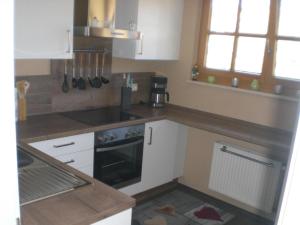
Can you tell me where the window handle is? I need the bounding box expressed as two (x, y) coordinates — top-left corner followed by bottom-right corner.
(267, 39), (272, 55)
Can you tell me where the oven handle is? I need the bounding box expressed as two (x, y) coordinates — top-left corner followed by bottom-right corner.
(95, 139), (144, 153)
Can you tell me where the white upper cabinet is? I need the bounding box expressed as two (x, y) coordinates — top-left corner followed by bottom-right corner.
(113, 0), (184, 60)
(14, 0), (74, 59)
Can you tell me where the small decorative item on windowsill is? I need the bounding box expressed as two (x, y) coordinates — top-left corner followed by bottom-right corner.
(273, 84), (283, 95)
(191, 64), (200, 80)
(231, 77), (239, 88)
(207, 75), (216, 84)
(250, 79), (260, 91)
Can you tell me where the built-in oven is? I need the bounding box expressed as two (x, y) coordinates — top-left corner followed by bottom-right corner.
(94, 124), (145, 189)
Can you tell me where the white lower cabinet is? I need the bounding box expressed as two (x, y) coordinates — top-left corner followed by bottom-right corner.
(142, 120), (187, 190)
(91, 209), (132, 225)
(76, 165), (93, 177)
(56, 149), (94, 177)
(29, 133), (94, 177)
(119, 120), (187, 196)
(118, 181), (144, 196)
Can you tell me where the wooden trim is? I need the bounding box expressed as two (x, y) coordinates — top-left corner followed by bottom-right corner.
(209, 31), (268, 38)
(196, 0), (300, 97)
(230, 0), (242, 71)
(261, 0), (278, 91)
(277, 36), (300, 41)
(198, 0), (212, 68)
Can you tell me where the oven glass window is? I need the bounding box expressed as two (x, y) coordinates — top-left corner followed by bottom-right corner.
(94, 138), (143, 188)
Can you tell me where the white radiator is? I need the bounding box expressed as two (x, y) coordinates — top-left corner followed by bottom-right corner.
(209, 142), (282, 213)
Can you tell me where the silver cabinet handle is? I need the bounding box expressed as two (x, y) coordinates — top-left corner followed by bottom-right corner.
(111, 31), (126, 36)
(220, 146), (274, 167)
(148, 127), (153, 145)
(53, 142), (75, 148)
(66, 29), (71, 53)
(102, 160), (125, 169)
(96, 139), (143, 152)
(63, 159), (75, 164)
(138, 33), (144, 55)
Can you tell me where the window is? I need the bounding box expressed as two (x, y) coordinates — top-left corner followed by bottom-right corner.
(198, 0), (300, 96)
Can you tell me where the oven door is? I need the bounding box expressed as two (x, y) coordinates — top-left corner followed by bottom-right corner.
(94, 137), (144, 189)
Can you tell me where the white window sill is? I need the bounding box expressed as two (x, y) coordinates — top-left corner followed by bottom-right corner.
(186, 80), (299, 102)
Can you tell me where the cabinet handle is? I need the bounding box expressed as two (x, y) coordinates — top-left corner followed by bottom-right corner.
(63, 159), (75, 164)
(148, 127), (153, 145)
(66, 29), (71, 53)
(138, 33), (144, 55)
(111, 31), (126, 37)
(53, 142), (75, 148)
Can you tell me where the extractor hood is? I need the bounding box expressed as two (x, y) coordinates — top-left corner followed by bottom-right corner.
(74, 0), (141, 40)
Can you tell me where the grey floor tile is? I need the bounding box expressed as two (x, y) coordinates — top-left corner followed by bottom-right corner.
(132, 187), (274, 225)
(133, 203), (189, 225)
(133, 201), (157, 215)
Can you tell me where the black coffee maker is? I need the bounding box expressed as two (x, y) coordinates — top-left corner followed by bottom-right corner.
(150, 76), (169, 108)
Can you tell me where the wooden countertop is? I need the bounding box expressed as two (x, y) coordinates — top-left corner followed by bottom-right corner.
(129, 104), (293, 152)
(18, 104), (293, 151)
(17, 104), (293, 225)
(19, 143), (135, 225)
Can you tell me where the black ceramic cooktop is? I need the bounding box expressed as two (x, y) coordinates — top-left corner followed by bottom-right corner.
(60, 107), (142, 126)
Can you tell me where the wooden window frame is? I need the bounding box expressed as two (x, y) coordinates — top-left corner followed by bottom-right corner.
(197, 0), (300, 96)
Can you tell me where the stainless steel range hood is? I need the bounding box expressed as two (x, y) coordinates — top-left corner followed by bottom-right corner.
(74, 0), (141, 40)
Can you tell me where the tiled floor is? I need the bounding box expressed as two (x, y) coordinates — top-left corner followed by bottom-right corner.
(132, 185), (274, 225)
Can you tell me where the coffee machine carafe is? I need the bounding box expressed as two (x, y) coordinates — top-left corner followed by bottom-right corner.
(150, 76), (169, 108)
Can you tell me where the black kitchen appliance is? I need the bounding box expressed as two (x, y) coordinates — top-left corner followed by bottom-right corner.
(150, 75), (169, 108)
(60, 107), (141, 126)
(94, 124), (145, 188)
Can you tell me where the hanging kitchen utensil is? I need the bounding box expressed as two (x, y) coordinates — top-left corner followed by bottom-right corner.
(72, 53), (78, 88)
(87, 53), (94, 88)
(101, 52), (110, 84)
(77, 53), (86, 90)
(16, 80), (30, 121)
(62, 60), (69, 93)
(93, 53), (102, 88)
(101, 76), (110, 84)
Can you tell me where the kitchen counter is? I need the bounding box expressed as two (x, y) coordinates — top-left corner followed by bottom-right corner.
(18, 143), (135, 225)
(18, 104), (293, 151)
(17, 104), (293, 225)
(129, 104), (293, 152)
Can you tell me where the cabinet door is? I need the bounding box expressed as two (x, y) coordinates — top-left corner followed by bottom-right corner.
(142, 120), (178, 190)
(91, 209), (132, 225)
(113, 0), (184, 60)
(30, 133), (94, 177)
(15, 0), (73, 59)
(56, 149), (94, 177)
(29, 133), (94, 157)
(77, 165), (93, 177)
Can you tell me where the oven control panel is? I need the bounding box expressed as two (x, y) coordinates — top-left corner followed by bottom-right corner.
(95, 124), (145, 145)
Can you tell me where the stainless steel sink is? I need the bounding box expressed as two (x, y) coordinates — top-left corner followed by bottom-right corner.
(18, 147), (89, 206)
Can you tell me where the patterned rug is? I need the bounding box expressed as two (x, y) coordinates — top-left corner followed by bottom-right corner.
(184, 203), (235, 225)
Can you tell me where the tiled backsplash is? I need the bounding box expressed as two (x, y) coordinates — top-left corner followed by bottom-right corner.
(16, 61), (153, 116)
